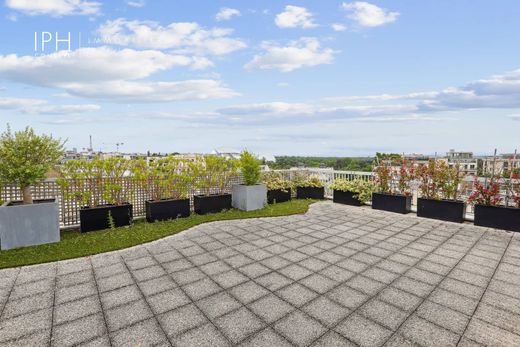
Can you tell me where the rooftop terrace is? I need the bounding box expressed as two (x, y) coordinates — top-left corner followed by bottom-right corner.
(0, 202), (519, 346)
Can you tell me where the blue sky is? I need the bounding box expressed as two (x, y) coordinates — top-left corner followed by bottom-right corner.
(0, 0), (519, 156)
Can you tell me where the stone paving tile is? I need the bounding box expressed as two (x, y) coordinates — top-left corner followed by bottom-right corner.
(463, 317), (520, 346)
(147, 287), (191, 314)
(248, 293), (294, 323)
(1, 291), (54, 319)
(274, 310), (327, 346)
(0, 308), (52, 343)
(53, 295), (101, 326)
(2, 202), (520, 347)
(335, 313), (393, 347)
(173, 322), (230, 347)
(51, 313), (106, 347)
(158, 303), (207, 337)
(104, 299), (153, 332)
(215, 307), (266, 344)
(110, 318), (169, 347)
(399, 314), (460, 347)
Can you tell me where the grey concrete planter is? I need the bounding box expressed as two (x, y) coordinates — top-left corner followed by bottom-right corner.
(0, 199), (60, 250)
(232, 184), (267, 211)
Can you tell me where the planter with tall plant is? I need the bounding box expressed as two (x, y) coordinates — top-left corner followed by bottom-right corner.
(372, 160), (413, 214)
(330, 178), (375, 206)
(58, 157), (133, 232)
(133, 157), (192, 222)
(294, 173), (325, 199)
(192, 155), (238, 214)
(469, 176), (520, 232)
(232, 151), (267, 211)
(0, 126), (64, 250)
(416, 160), (466, 223)
(262, 171), (292, 204)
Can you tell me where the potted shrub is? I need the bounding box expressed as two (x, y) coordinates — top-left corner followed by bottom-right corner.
(372, 160), (414, 214)
(232, 151), (267, 211)
(416, 160), (466, 223)
(58, 157), (133, 232)
(330, 178), (375, 206)
(192, 155), (238, 214)
(295, 174), (325, 199)
(132, 157), (192, 222)
(0, 126), (64, 250)
(262, 171), (292, 204)
(469, 177), (520, 232)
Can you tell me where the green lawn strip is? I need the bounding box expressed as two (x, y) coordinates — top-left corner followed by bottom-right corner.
(0, 199), (316, 269)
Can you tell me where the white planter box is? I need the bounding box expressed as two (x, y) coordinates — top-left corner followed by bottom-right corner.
(232, 184), (267, 211)
(0, 199), (60, 250)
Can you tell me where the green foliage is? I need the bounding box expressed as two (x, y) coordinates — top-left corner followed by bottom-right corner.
(373, 162), (392, 193)
(261, 171), (291, 191)
(330, 178), (376, 203)
(131, 157), (193, 201)
(57, 157), (132, 207)
(239, 150), (261, 185)
(191, 155), (239, 196)
(0, 199), (316, 269)
(0, 125), (64, 202)
(373, 160), (415, 196)
(267, 156), (373, 171)
(107, 211), (116, 230)
(293, 173), (324, 188)
(416, 160), (463, 200)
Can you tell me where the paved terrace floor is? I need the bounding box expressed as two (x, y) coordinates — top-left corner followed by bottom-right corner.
(1, 202), (520, 347)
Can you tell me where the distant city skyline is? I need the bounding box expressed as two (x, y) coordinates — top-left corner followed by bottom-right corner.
(0, 1), (519, 155)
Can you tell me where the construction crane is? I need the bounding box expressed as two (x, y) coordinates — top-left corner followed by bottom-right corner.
(102, 142), (125, 153)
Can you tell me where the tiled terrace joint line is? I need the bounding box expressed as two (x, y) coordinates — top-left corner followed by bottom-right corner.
(0, 202), (519, 347)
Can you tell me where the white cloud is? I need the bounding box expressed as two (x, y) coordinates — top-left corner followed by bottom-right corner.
(508, 115), (520, 121)
(275, 5), (317, 29)
(342, 2), (399, 27)
(244, 37), (335, 72)
(6, 0), (101, 16)
(63, 80), (238, 103)
(0, 47), (238, 103)
(126, 0), (145, 7)
(97, 19), (246, 55)
(0, 96), (99, 114)
(216, 8), (240, 21)
(0, 47), (189, 85)
(332, 23), (347, 32)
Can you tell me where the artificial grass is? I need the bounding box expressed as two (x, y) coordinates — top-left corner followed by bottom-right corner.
(0, 199), (316, 269)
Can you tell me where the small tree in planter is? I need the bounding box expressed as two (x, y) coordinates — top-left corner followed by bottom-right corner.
(0, 126), (64, 250)
(372, 160), (414, 214)
(416, 160), (466, 223)
(469, 177), (520, 231)
(232, 151), (267, 211)
(330, 178), (375, 206)
(262, 171), (292, 204)
(294, 173), (325, 199)
(58, 157), (133, 232)
(192, 155), (238, 214)
(132, 157), (193, 222)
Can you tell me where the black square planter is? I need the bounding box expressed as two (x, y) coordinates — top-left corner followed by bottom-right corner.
(145, 198), (190, 223)
(474, 204), (520, 232)
(267, 189), (292, 204)
(194, 194), (232, 215)
(333, 190), (362, 206)
(417, 198), (466, 223)
(296, 187), (324, 199)
(372, 193), (412, 214)
(79, 203), (133, 232)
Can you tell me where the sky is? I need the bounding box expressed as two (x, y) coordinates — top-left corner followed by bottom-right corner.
(0, 0), (519, 157)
